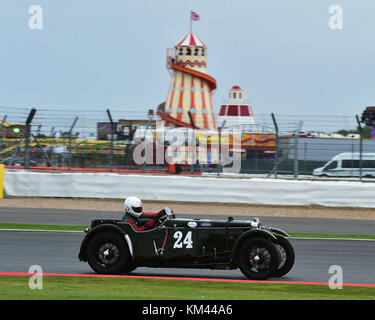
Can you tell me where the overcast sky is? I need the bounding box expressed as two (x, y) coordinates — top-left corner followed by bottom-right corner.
(1, 0), (374, 120)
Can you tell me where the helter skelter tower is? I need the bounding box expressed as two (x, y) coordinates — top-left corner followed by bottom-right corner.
(157, 30), (217, 130)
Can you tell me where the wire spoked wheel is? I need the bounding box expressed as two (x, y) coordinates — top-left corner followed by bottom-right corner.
(87, 232), (130, 274)
(238, 238), (280, 280)
(97, 242), (121, 266)
(275, 243), (287, 269)
(249, 246), (273, 272)
(273, 236), (295, 277)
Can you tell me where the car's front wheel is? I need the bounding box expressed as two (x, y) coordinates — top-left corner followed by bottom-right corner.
(87, 231), (131, 274)
(273, 236), (295, 277)
(238, 238), (280, 280)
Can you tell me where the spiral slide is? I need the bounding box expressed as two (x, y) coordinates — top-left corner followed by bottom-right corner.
(157, 63), (217, 129)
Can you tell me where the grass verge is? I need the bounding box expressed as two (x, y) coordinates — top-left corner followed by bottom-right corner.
(0, 222), (87, 232)
(0, 275), (374, 300)
(289, 232), (375, 240)
(0, 222), (374, 240)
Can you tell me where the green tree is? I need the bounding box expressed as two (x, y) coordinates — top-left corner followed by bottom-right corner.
(336, 126), (373, 139)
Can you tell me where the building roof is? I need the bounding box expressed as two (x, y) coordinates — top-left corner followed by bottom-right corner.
(176, 31), (206, 47)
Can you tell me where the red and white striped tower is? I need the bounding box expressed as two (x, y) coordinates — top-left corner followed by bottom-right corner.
(158, 31), (217, 130)
(218, 86), (255, 127)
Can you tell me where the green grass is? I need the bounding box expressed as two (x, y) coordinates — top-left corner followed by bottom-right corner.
(290, 232), (375, 240)
(0, 275), (374, 300)
(0, 222), (87, 232)
(0, 222), (374, 240)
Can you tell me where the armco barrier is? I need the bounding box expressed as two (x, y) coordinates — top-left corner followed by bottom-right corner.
(3, 169), (375, 208)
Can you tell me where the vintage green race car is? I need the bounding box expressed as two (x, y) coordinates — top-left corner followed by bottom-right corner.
(78, 208), (295, 280)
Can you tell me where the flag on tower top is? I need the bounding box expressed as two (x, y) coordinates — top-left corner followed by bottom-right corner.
(191, 11), (200, 21)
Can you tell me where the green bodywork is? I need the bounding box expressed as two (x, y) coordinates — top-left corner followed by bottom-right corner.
(78, 215), (289, 270)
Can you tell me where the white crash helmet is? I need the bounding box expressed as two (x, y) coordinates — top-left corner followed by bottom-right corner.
(124, 196), (143, 217)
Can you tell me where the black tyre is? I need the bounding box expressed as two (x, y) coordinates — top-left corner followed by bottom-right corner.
(87, 231), (131, 274)
(238, 238), (280, 280)
(123, 264), (137, 273)
(272, 236), (295, 277)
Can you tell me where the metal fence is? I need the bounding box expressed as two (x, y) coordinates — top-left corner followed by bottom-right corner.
(1, 105), (374, 179)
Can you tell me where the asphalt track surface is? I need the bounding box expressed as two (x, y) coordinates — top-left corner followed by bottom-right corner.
(1, 206), (375, 235)
(0, 230), (374, 284)
(0, 207), (374, 284)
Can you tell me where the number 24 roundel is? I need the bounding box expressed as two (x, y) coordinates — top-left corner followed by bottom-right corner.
(173, 231), (193, 249)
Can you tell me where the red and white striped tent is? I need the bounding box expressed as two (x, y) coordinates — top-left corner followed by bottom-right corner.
(176, 31), (206, 48)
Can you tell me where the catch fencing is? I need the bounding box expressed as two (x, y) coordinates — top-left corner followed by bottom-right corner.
(1, 105), (374, 180)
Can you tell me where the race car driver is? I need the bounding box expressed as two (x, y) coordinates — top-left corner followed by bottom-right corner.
(121, 196), (164, 231)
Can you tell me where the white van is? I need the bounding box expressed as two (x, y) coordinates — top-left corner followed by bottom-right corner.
(313, 153), (375, 177)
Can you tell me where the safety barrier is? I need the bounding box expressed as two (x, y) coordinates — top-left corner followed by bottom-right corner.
(3, 169), (375, 208)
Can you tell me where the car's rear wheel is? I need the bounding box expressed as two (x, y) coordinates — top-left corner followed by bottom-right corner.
(272, 236), (295, 277)
(238, 238), (280, 280)
(87, 231), (131, 274)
